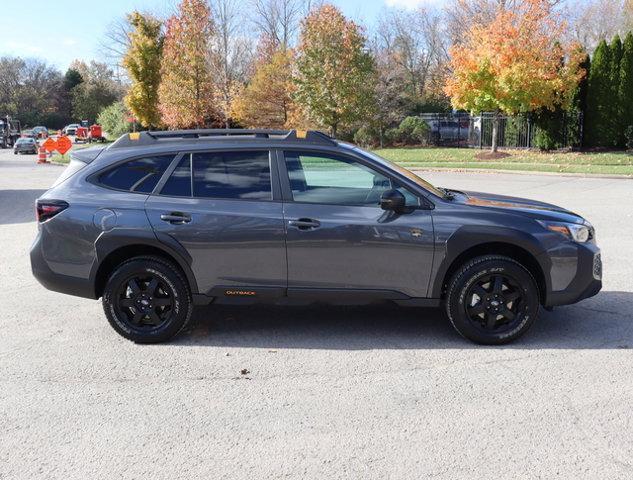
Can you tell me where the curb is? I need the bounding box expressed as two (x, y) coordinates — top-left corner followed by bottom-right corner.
(408, 167), (633, 180)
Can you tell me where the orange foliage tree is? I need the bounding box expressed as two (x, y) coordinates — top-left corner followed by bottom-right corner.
(158, 0), (217, 129)
(232, 49), (299, 129)
(444, 0), (584, 152)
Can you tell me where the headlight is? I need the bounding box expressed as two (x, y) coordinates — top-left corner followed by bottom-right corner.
(538, 220), (592, 243)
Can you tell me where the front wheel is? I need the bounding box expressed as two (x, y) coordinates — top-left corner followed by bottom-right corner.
(445, 255), (540, 345)
(102, 256), (193, 343)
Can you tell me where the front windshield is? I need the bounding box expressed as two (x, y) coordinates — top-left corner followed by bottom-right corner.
(353, 146), (446, 198)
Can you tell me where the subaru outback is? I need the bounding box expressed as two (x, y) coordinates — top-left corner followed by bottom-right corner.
(31, 129), (602, 345)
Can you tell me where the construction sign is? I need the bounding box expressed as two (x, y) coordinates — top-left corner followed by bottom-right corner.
(56, 136), (72, 155)
(42, 137), (57, 152)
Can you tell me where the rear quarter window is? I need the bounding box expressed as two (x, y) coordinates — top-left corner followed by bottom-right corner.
(97, 155), (175, 193)
(51, 159), (87, 188)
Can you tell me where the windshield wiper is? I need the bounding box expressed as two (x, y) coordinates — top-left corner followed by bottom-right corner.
(438, 187), (455, 200)
(440, 187), (469, 200)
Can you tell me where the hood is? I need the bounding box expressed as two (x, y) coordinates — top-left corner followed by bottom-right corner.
(453, 190), (584, 224)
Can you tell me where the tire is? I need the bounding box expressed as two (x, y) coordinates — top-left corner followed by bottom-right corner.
(102, 256), (193, 343)
(445, 255), (539, 345)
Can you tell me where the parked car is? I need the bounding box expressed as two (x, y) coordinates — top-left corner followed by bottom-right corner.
(32, 126), (48, 138)
(31, 129), (602, 345)
(63, 124), (80, 135)
(14, 137), (38, 154)
(22, 129), (37, 140)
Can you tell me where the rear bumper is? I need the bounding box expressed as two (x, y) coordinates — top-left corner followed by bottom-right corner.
(30, 233), (96, 299)
(545, 244), (602, 307)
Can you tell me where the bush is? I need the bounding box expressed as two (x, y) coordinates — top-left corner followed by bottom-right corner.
(353, 125), (379, 147)
(626, 126), (633, 151)
(97, 101), (133, 139)
(533, 109), (566, 151)
(385, 127), (402, 145)
(397, 116), (430, 145)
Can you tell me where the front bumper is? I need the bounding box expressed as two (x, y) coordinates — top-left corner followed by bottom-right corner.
(544, 243), (602, 307)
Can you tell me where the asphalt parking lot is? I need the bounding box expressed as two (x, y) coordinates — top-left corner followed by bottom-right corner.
(1, 148), (632, 479)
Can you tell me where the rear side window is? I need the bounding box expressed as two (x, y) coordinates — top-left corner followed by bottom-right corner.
(161, 155), (191, 197)
(98, 155), (174, 193)
(192, 150), (271, 200)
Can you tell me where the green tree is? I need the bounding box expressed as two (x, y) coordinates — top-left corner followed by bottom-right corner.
(123, 12), (164, 129)
(293, 4), (376, 137)
(97, 101), (133, 139)
(570, 52), (590, 148)
(585, 40), (613, 147)
(619, 32), (633, 145)
(610, 35), (624, 147)
(70, 60), (123, 122)
(158, 0), (217, 129)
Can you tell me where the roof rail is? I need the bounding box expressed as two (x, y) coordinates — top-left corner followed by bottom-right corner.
(109, 129), (337, 148)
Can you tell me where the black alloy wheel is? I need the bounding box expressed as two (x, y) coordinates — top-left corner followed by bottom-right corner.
(114, 274), (174, 329)
(445, 255), (540, 345)
(103, 256), (193, 343)
(464, 273), (524, 333)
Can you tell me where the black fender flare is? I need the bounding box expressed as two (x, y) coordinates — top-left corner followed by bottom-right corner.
(90, 228), (199, 296)
(430, 225), (552, 298)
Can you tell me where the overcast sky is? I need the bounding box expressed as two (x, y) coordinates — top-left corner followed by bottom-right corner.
(0, 0), (449, 71)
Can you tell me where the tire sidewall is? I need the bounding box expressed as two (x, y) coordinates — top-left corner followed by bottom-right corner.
(447, 258), (539, 345)
(103, 259), (191, 343)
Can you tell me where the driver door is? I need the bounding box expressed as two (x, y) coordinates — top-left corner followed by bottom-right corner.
(279, 150), (435, 299)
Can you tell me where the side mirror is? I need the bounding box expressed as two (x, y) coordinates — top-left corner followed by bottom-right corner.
(380, 189), (406, 212)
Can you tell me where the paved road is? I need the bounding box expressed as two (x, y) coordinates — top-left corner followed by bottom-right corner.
(1, 149), (632, 479)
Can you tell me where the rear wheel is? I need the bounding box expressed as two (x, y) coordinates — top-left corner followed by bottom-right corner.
(102, 256), (193, 343)
(445, 255), (539, 345)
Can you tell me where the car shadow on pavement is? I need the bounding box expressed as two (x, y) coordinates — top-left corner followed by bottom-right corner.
(0, 189), (46, 225)
(176, 290), (633, 350)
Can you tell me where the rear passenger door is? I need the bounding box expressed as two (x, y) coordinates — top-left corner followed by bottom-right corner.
(144, 149), (286, 296)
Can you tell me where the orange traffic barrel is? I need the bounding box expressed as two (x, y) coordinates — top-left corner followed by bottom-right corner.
(37, 145), (48, 164)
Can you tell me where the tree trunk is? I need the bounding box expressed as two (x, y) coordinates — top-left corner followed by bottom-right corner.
(491, 113), (500, 153)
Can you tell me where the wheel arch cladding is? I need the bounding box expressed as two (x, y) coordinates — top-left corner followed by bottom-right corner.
(433, 227), (549, 304)
(93, 239), (198, 299)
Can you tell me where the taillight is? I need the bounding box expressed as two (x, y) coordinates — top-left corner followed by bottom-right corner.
(36, 200), (68, 222)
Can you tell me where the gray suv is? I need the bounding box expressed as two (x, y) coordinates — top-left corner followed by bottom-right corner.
(31, 129), (602, 344)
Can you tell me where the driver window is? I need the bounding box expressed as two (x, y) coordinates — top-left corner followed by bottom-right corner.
(284, 151), (418, 207)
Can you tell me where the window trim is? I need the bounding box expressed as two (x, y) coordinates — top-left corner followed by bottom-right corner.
(155, 148), (278, 202)
(277, 148), (427, 209)
(88, 152), (182, 195)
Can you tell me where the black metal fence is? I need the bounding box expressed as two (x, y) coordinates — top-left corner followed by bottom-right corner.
(418, 112), (582, 149)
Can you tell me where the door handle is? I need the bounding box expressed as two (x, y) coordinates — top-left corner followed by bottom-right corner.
(160, 212), (192, 224)
(288, 218), (321, 230)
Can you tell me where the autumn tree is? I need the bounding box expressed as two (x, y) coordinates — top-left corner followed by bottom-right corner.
(232, 49), (296, 128)
(123, 12), (164, 128)
(158, 0), (217, 129)
(444, 0), (584, 152)
(294, 4), (376, 136)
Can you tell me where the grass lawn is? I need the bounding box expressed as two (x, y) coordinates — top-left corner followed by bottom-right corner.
(375, 148), (633, 176)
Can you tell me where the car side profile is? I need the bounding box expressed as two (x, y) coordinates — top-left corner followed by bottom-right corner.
(31, 129), (602, 345)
